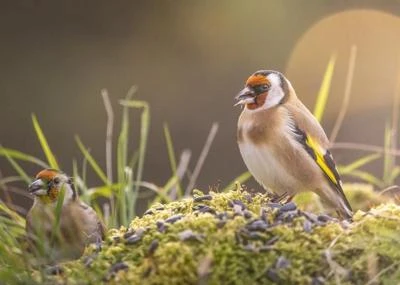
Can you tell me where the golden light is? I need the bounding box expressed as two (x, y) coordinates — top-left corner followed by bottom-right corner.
(286, 9), (400, 120)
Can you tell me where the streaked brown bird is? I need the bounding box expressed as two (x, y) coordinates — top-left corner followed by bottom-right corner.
(235, 70), (353, 219)
(26, 169), (105, 262)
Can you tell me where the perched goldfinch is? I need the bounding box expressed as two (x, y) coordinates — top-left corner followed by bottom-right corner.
(26, 169), (105, 262)
(235, 70), (353, 219)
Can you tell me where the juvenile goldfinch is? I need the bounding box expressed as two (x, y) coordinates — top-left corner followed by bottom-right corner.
(235, 70), (353, 219)
(26, 169), (105, 262)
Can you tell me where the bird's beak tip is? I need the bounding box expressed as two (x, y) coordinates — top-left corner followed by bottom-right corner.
(28, 179), (44, 194)
(234, 87), (256, 107)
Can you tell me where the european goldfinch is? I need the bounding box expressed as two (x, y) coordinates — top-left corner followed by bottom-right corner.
(235, 70), (353, 219)
(26, 169), (105, 262)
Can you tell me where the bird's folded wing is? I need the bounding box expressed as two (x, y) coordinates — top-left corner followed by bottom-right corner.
(293, 126), (352, 210)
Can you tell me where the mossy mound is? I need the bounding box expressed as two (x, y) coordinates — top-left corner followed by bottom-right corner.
(43, 185), (400, 284)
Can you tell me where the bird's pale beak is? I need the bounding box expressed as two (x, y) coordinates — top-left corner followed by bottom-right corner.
(234, 86), (256, 106)
(28, 179), (47, 196)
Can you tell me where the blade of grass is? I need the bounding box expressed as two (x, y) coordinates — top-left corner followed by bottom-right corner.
(119, 99), (150, 222)
(86, 184), (120, 200)
(31, 114), (59, 169)
(163, 123), (183, 198)
(51, 184), (65, 243)
(338, 153), (381, 175)
(75, 136), (110, 186)
(330, 45), (357, 143)
(383, 122), (393, 185)
(313, 54), (336, 122)
(0, 146), (31, 184)
(185, 123), (219, 196)
(101, 89), (114, 182)
(223, 171), (252, 192)
(345, 169), (384, 188)
(115, 86), (137, 227)
(0, 147), (48, 168)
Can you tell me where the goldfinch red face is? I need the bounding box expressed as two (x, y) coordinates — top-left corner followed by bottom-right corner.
(28, 169), (76, 204)
(235, 70), (288, 110)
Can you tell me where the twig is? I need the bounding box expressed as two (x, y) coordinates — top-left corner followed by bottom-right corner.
(170, 149), (191, 200)
(390, 55), (400, 167)
(185, 123), (219, 196)
(101, 89), (114, 182)
(332, 142), (400, 156)
(330, 45), (357, 143)
(365, 261), (400, 285)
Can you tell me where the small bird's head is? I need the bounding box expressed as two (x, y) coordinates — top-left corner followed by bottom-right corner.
(28, 169), (76, 204)
(235, 70), (291, 110)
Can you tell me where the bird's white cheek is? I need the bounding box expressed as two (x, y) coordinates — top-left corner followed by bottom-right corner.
(264, 87), (284, 109)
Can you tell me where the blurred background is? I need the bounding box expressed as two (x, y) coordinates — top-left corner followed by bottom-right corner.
(1, 1), (400, 213)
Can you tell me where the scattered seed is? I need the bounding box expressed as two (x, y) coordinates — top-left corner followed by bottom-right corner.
(165, 214), (183, 224)
(232, 199), (246, 209)
(266, 268), (280, 283)
(246, 219), (268, 231)
(243, 243), (258, 252)
(216, 212), (228, 220)
(244, 193), (253, 203)
(233, 204), (244, 216)
(276, 256), (290, 269)
(259, 245), (274, 252)
(265, 236), (279, 245)
(216, 220), (226, 229)
(303, 220), (313, 233)
(317, 214), (334, 223)
(243, 210), (253, 219)
(178, 229), (204, 242)
(45, 265), (63, 275)
(148, 239), (159, 255)
(278, 202), (297, 213)
(301, 211), (319, 224)
(83, 254), (97, 268)
(104, 262), (129, 281)
(113, 236), (121, 243)
(260, 208), (268, 221)
(311, 276), (326, 285)
(126, 234), (142, 245)
(123, 229), (135, 239)
(143, 209), (154, 216)
(266, 202), (282, 209)
(193, 195), (212, 202)
(156, 220), (166, 233)
(195, 205), (216, 214)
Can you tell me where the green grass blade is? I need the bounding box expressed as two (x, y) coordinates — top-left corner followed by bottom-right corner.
(0, 147), (48, 168)
(119, 98), (150, 222)
(51, 184), (65, 242)
(163, 123), (183, 198)
(383, 122), (393, 185)
(223, 171), (252, 192)
(389, 166), (400, 185)
(75, 136), (110, 186)
(338, 153), (381, 175)
(313, 54), (337, 122)
(31, 114), (59, 169)
(0, 147), (31, 184)
(86, 184), (120, 200)
(345, 169), (384, 188)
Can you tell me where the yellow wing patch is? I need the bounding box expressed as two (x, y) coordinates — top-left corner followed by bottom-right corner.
(304, 135), (338, 186)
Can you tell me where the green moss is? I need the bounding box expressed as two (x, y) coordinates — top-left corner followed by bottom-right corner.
(41, 185), (400, 284)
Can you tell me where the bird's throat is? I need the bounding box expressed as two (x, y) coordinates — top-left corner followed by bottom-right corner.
(246, 93), (267, 110)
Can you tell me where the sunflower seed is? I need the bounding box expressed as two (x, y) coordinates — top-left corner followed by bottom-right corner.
(193, 195), (212, 202)
(165, 214), (183, 224)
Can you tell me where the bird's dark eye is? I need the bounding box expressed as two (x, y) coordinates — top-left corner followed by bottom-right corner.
(53, 177), (60, 185)
(253, 84), (270, 94)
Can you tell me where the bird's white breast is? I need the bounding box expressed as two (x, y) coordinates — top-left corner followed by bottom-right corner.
(239, 141), (297, 195)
